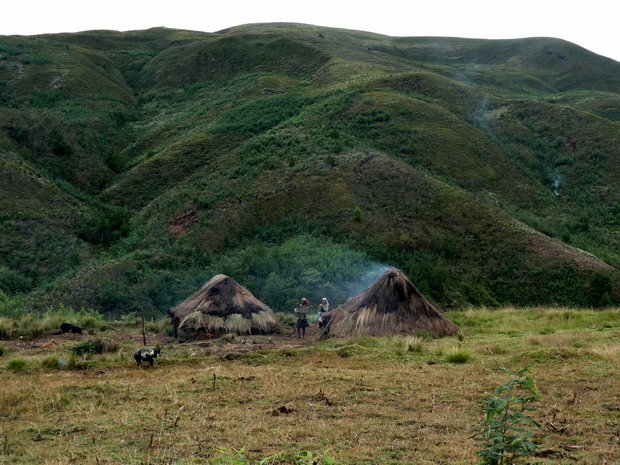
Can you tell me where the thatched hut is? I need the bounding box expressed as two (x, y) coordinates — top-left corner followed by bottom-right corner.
(168, 274), (280, 338)
(321, 268), (458, 338)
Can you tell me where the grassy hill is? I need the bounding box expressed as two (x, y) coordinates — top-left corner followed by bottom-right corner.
(2, 23), (620, 317)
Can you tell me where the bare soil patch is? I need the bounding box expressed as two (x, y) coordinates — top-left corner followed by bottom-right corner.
(1, 322), (322, 358)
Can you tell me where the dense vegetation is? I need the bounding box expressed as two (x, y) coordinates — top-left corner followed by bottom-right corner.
(2, 23), (620, 318)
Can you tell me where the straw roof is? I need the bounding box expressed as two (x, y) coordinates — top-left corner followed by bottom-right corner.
(322, 268), (458, 338)
(168, 274), (279, 335)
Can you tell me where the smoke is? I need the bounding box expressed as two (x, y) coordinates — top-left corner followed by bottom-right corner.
(472, 95), (491, 130)
(553, 169), (564, 196)
(342, 262), (391, 299)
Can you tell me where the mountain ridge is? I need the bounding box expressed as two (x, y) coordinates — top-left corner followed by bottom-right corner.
(1, 23), (620, 316)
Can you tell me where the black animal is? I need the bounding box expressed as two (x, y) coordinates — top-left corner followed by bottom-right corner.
(60, 323), (84, 334)
(134, 347), (161, 368)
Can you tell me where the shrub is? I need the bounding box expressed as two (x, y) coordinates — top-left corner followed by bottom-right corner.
(90, 337), (120, 354)
(41, 314), (66, 332)
(353, 206), (362, 222)
(405, 337), (424, 353)
(80, 316), (100, 333)
(18, 317), (45, 339)
(145, 318), (170, 333)
(71, 341), (96, 356)
(471, 366), (541, 464)
(7, 358), (27, 372)
(40, 355), (61, 369)
(445, 348), (472, 364)
(211, 93), (312, 136)
(72, 337), (119, 356)
(0, 318), (17, 339)
(278, 313), (297, 327)
(0, 265), (33, 295)
(63, 354), (89, 370)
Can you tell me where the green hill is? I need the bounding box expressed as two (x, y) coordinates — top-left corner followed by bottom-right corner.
(2, 23), (620, 317)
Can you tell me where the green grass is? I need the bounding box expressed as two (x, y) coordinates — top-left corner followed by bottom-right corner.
(6, 358), (27, 371)
(445, 347), (473, 363)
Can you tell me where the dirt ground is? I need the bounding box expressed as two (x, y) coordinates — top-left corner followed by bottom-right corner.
(1, 322), (325, 357)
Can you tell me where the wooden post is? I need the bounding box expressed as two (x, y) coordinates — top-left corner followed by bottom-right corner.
(141, 306), (146, 346)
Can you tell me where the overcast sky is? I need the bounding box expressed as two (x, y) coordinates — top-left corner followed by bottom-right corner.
(3, 0), (619, 63)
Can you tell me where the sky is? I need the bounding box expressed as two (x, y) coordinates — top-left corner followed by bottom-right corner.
(3, 0), (619, 63)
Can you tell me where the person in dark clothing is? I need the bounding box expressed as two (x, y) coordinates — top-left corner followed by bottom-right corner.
(294, 298), (310, 338)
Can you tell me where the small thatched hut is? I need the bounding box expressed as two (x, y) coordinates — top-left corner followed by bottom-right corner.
(168, 274), (280, 338)
(321, 268), (458, 338)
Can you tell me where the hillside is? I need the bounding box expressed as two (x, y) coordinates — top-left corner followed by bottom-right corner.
(2, 23), (620, 317)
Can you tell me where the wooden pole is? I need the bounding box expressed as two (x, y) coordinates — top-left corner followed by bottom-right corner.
(141, 306), (146, 346)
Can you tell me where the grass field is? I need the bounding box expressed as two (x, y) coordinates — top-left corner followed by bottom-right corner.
(1, 307), (619, 464)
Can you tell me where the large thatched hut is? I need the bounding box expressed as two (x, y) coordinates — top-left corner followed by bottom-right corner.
(321, 268), (458, 338)
(168, 274), (280, 338)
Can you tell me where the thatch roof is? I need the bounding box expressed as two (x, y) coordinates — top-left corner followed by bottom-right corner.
(168, 274), (279, 335)
(322, 268), (458, 338)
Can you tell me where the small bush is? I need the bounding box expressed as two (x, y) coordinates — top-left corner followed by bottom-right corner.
(278, 313), (297, 327)
(63, 354), (90, 370)
(471, 366), (541, 464)
(407, 339), (424, 353)
(41, 315), (66, 332)
(7, 358), (27, 371)
(40, 355), (61, 368)
(0, 318), (16, 339)
(71, 337), (119, 355)
(445, 348), (472, 364)
(80, 316), (99, 333)
(71, 341), (95, 356)
(221, 334), (236, 343)
(353, 206), (362, 222)
(15, 315), (45, 339)
(145, 318), (170, 333)
(90, 337), (120, 354)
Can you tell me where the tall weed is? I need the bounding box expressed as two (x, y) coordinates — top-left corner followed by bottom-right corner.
(471, 366), (541, 464)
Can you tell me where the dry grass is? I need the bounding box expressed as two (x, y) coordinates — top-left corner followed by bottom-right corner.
(1, 308), (620, 464)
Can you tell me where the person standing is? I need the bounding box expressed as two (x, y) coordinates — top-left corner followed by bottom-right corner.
(294, 298), (310, 338)
(318, 297), (329, 316)
(317, 298), (329, 328)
